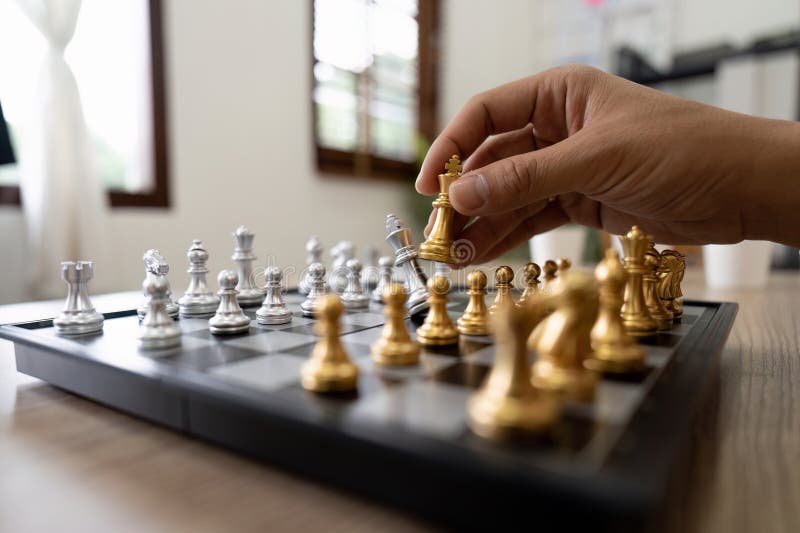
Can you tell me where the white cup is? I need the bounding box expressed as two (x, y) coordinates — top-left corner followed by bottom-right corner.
(529, 226), (586, 266)
(702, 241), (772, 289)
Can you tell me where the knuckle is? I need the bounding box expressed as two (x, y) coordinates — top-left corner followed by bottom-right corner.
(500, 156), (536, 199)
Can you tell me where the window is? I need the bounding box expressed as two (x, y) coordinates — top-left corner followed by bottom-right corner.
(0, 0), (169, 207)
(312, 0), (439, 179)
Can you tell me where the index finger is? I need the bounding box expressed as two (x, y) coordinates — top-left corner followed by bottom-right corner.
(415, 75), (542, 195)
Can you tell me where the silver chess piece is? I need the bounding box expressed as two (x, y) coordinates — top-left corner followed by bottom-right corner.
(371, 256), (394, 303)
(329, 240), (355, 293)
(53, 261), (104, 336)
(341, 259), (370, 309)
(138, 249), (179, 319)
(298, 235), (323, 295)
(209, 270), (251, 335)
(178, 239), (220, 317)
(231, 225), (264, 307)
(256, 267), (292, 325)
(138, 275), (181, 350)
(385, 214), (429, 315)
(301, 262), (328, 317)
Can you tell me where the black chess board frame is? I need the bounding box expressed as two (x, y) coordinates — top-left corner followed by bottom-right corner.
(0, 294), (737, 531)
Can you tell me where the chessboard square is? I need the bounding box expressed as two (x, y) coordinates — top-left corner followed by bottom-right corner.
(252, 315), (315, 332)
(432, 361), (490, 389)
(209, 353), (304, 391)
(462, 344), (495, 366)
(339, 326), (384, 345)
(179, 318), (214, 333)
(341, 312), (385, 328)
(346, 380), (471, 439)
(161, 343), (263, 371)
(591, 381), (645, 425)
(281, 321), (362, 337)
(225, 330), (316, 354)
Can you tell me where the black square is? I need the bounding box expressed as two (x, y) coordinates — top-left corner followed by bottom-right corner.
(641, 333), (682, 348)
(432, 361), (490, 388)
(162, 344), (264, 371)
(281, 321), (364, 336)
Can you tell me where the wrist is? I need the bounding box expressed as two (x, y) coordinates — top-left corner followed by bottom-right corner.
(739, 117), (800, 246)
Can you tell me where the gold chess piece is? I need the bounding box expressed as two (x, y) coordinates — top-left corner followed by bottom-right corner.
(619, 226), (658, 337)
(300, 294), (358, 392)
(554, 257), (571, 290)
(643, 243), (673, 330)
(585, 249), (646, 374)
(529, 272), (599, 402)
(541, 260), (557, 295)
(457, 270), (490, 336)
(489, 266), (515, 314)
(416, 275), (459, 346)
(419, 155), (462, 264)
(517, 262), (541, 307)
(468, 298), (559, 441)
(372, 283), (421, 365)
(657, 250), (685, 321)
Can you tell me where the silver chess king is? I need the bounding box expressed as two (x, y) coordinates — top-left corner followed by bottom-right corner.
(385, 214), (429, 315)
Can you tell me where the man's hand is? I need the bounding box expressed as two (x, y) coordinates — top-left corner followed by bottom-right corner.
(417, 65), (800, 265)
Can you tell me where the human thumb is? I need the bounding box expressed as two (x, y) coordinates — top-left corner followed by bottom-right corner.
(449, 136), (586, 216)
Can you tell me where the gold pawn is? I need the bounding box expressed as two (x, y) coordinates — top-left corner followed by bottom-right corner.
(529, 272), (599, 402)
(300, 294), (358, 392)
(585, 249), (646, 374)
(371, 283), (421, 365)
(489, 266), (515, 314)
(457, 270), (490, 336)
(541, 260), (557, 295)
(619, 226), (658, 337)
(416, 275), (459, 346)
(418, 155), (462, 264)
(517, 262), (541, 307)
(554, 257), (571, 290)
(643, 243), (673, 330)
(467, 298), (559, 441)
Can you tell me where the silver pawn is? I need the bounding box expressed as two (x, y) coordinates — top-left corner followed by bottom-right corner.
(341, 258), (369, 309)
(371, 256), (394, 303)
(298, 235), (323, 295)
(329, 240), (355, 294)
(138, 249), (179, 319)
(300, 262), (328, 317)
(53, 261), (104, 336)
(178, 239), (220, 317)
(256, 267), (292, 325)
(231, 225), (263, 307)
(209, 269), (251, 335)
(385, 214), (429, 315)
(138, 276), (181, 350)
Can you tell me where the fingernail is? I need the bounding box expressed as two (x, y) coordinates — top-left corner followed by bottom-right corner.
(450, 174), (488, 211)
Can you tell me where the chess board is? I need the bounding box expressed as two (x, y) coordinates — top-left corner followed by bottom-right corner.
(0, 289), (737, 530)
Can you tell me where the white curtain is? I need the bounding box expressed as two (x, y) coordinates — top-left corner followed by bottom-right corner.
(15, 0), (109, 299)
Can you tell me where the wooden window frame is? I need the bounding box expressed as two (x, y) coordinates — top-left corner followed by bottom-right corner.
(0, 0), (170, 208)
(311, 0), (440, 181)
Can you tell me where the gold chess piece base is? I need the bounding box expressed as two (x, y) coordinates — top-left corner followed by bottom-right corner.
(584, 343), (646, 374)
(531, 360), (597, 403)
(456, 316), (489, 336)
(372, 341), (420, 365)
(301, 360), (359, 393)
(418, 240), (455, 264)
(468, 388), (559, 441)
(621, 315), (659, 338)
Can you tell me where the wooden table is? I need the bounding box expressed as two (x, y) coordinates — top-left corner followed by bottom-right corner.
(1, 272), (798, 533)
